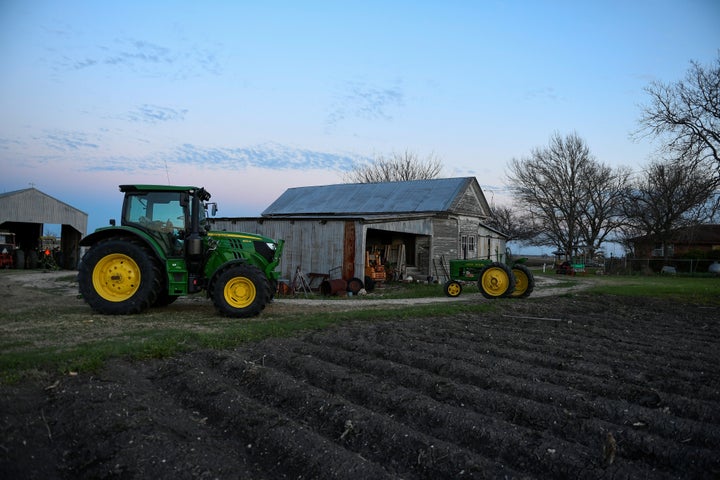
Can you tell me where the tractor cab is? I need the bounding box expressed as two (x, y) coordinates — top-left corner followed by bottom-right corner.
(122, 187), (189, 256)
(119, 185), (212, 257)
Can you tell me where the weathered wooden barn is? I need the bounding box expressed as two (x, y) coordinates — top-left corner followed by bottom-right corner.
(0, 188), (87, 269)
(209, 177), (508, 285)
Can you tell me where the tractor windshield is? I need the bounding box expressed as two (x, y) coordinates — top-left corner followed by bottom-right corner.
(123, 191), (187, 233)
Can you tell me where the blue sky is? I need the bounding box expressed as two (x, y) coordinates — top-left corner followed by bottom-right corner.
(1, 1), (719, 238)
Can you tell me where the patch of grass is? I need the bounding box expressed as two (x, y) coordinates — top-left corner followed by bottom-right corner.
(3, 271), (719, 384)
(0, 297), (497, 383)
(585, 274), (720, 303)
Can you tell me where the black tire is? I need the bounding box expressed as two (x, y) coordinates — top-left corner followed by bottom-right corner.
(13, 249), (25, 269)
(27, 250), (38, 269)
(347, 277), (364, 294)
(78, 237), (162, 315)
(154, 290), (180, 307)
(510, 264), (535, 299)
(478, 262), (516, 299)
(363, 276), (376, 292)
(212, 263), (268, 318)
(443, 280), (462, 297)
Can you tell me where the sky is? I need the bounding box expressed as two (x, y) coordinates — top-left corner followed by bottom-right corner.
(1, 0), (719, 243)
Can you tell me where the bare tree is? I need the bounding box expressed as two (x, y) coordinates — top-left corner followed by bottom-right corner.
(619, 159), (720, 260)
(485, 204), (540, 244)
(636, 54), (720, 175)
(507, 132), (628, 258)
(343, 150), (443, 183)
(576, 164), (631, 256)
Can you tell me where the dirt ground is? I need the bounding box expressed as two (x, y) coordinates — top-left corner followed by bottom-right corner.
(1, 272), (719, 479)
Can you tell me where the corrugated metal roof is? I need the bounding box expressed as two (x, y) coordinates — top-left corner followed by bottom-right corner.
(263, 177), (473, 216)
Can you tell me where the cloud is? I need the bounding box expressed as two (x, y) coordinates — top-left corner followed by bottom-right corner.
(523, 86), (563, 102)
(53, 36), (221, 78)
(326, 80), (405, 131)
(40, 130), (100, 151)
(170, 142), (364, 171)
(126, 104), (188, 124)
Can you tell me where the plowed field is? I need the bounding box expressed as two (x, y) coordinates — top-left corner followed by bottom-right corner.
(2, 280), (719, 478)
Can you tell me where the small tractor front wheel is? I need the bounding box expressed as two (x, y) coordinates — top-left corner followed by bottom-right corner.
(444, 280), (463, 297)
(478, 262), (516, 299)
(78, 237), (161, 314)
(510, 264), (535, 298)
(212, 263), (269, 318)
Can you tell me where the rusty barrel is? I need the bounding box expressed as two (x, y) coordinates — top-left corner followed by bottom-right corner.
(320, 279), (347, 296)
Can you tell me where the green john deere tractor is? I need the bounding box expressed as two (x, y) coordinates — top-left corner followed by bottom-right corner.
(78, 185), (284, 318)
(443, 257), (535, 299)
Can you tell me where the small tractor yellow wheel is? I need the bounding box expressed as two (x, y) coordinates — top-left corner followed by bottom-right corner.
(444, 280), (463, 297)
(478, 262), (516, 299)
(212, 263), (269, 317)
(510, 264), (535, 298)
(92, 253), (141, 302)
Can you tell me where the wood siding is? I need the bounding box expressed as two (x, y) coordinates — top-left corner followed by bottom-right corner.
(211, 218), (349, 280)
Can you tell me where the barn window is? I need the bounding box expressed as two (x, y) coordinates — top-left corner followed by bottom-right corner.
(460, 235), (476, 259)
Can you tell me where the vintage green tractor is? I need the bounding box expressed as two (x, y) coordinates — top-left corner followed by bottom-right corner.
(78, 185), (284, 318)
(443, 257), (535, 299)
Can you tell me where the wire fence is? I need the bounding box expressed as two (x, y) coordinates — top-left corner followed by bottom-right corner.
(602, 257), (720, 275)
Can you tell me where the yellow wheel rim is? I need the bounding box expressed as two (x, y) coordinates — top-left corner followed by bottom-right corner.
(447, 282), (461, 297)
(92, 253), (141, 302)
(511, 269), (528, 297)
(223, 276), (256, 309)
(480, 267), (510, 297)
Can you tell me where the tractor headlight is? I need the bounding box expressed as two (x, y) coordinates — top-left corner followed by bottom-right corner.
(266, 242), (276, 251)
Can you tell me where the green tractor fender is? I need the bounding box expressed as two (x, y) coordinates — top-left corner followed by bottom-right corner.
(80, 226), (169, 263)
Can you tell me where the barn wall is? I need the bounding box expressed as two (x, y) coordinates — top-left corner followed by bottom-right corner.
(428, 215), (507, 280)
(210, 218), (348, 280)
(211, 213), (506, 284)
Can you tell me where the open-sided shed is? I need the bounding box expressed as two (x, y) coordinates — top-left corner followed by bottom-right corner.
(210, 177), (508, 287)
(0, 188), (87, 269)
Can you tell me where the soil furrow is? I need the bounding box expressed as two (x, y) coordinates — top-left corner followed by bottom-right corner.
(301, 327), (720, 451)
(360, 325), (720, 424)
(213, 345), (526, 479)
(153, 352), (395, 480)
(258, 341), (656, 479)
(298, 333), (719, 472)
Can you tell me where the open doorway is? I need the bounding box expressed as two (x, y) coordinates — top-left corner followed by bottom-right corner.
(365, 228), (431, 280)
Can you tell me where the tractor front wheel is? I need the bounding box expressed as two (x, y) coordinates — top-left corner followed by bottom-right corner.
(78, 237), (161, 314)
(212, 263), (269, 318)
(444, 280), (462, 297)
(510, 264), (535, 298)
(478, 262), (516, 299)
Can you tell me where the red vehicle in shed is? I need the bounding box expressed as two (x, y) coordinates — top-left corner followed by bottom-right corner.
(0, 231), (17, 268)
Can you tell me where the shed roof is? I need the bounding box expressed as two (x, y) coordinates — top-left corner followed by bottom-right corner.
(0, 188), (88, 234)
(263, 177), (481, 216)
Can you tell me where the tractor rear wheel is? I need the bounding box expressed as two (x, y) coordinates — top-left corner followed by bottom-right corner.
(78, 237), (161, 314)
(510, 264), (535, 298)
(212, 263), (268, 318)
(444, 280), (462, 297)
(478, 262), (515, 299)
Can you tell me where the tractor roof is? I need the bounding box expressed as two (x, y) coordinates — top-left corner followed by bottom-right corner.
(119, 185), (201, 193)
